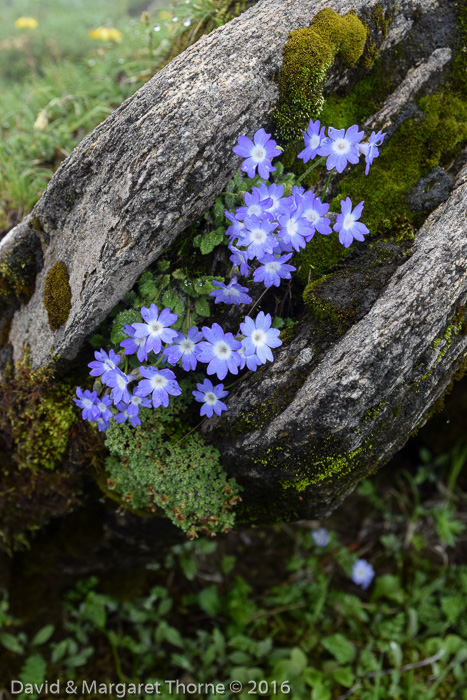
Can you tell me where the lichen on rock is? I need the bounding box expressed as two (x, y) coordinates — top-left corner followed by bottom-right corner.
(43, 261), (72, 331)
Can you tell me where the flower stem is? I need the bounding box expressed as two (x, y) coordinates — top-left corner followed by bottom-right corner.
(295, 156), (326, 185)
(321, 169), (333, 201)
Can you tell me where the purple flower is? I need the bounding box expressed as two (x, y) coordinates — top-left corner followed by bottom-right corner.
(333, 197), (369, 248)
(351, 559), (375, 590)
(192, 379), (229, 418)
(229, 246), (251, 277)
(235, 189), (273, 221)
(105, 368), (133, 405)
(134, 367), (182, 409)
(301, 191), (332, 239)
(163, 327), (203, 371)
(238, 346), (262, 371)
(95, 416), (111, 432)
(95, 394), (113, 422)
(209, 277), (252, 306)
(317, 124), (364, 173)
(120, 324), (148, 363)
(73, 387), (100, 421)
(277, 203), (313, 252)
(115, 401), (142, 427)
(298, 119), (327, 163)
(254, 183), (284, 216)
(88, 349), (121, 384)
(312, 529), (330, 547)
(197, 323), (242, 380)
(240, 311), (282, 364)
(232, 128), (280, 180)
(132, 304), (178, 355)
(358, 130), (386, 175)
(225, 211), (246, 244)
(242, 216), (278, 260)
(253, 253), (296, 288)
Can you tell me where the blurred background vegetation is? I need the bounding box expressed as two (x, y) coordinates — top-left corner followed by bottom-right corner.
(0, 1), (467, 698)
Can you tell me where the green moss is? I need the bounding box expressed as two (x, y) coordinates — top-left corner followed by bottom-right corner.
(43, 261), (72, 330)
(303, 273), (355, 337)
(275, 9), (368, 142)
(295, 231), (350, 286)
(0, 234), (40, 304)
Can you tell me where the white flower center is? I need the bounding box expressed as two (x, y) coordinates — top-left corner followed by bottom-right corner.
(310, 133), (320, 149)
(97, 402), (107, 412)
(149, 320), (163, 335)
(204, 391), (218, 405)
(333, 138), (351, 154)
(226, 286), (240, 298)
(136, 337), (146, 347)
(252, 329), (266, 347)
(286, 219), (298, 236)
(130, 395), (142, 405)
(103, 360), (115, 371)
(150, 373), (168, 390)
(83, 398), (93, 409)
(343, 213), (356, 230)
(251, 145), (266, 162)
(305, 209), (319, 224)
(251, 228), (266, 244)
(248, 204), (261, 217)
(116, 374), (127, 390)
(180, 339), (195, 354)
(265, 261), (280, 274)
(214, 341), (231, 359)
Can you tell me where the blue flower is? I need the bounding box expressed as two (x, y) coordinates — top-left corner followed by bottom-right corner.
(134, 366), (182, 408)
(238, 346), (262, 371)
(317, 124), (364, 173)
(120, 324), (148, 362)
(229, 246), (251, 277)
(225, 211), (246, 243)
(88, 348), (121, 384)
(115, 401), (142, 427)
(132, 304), (178, 355)
(95, 394), (113, 422)
(197, 323), (242, 380)
(209, 277), (252, 306)
(104, 368), (133, 405)
(358, 130), (386, 175)
(73, 387), (100, 421)
(311, 528), (330, 547)
(301, 191), (332, 239)
(351, 559), (375, 590)
(163, 327), (203, 370)
(192, 378), (229, 418)
(243, 216), (278, 260)
(253, 253), (296, 288)
(235, 189), (273, 221)
(298, 119), (326, 163)
(232, 128), (280, 180)
(94, 416), (111, 432)
(277, 203), (313, 252)
(240, 311), (282, 364)
(254, 183), (284, 216)
(333, 197), (369, 248)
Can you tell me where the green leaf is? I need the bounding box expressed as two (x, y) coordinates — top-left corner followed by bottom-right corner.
(110, 309), (141, 345)
(157, 259), (170, 272)
(229, 650), (251, 664)
(290, 647), (308, 673)
(200, 227), (225, 254)
(89, 333), (108, 349)
(372, 574), (405, 604)
(273, 161), (284, 179)
(65, 647), (94, 667)
(162, 290), (178, 309)
(332, 666), (355, 688)
(164, 625), (184, 648)
(221, 554), (236, 575)
(198, 586), (220, 616)
(20, 654), (47, 685)
(172, 268), (186, 280)
(311, 683), (332, 700)
(0, 632), (24, 654)
(51, 639), (69, 663)
(441, 595), (465, 624)
(31, 624), (54, 646)
(225, 179), (235, 193)
(322, 634), (356, 664)
(194, 297), (210, 317)
(212, 197), (225, 224)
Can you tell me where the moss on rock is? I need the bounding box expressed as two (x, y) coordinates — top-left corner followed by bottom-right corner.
(43, 261), (72, 331)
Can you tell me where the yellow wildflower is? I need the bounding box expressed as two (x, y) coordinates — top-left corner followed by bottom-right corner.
(14, 17), (38, 29)
(88, 26), (122, 42)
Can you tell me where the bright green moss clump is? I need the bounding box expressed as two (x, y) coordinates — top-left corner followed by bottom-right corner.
(43, 261), (72, 330)
(275, 9), (368, 142)
(104, 394), (241, 539)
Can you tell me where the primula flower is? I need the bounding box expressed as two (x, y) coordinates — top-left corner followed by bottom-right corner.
(115, 401), (142, 427)
(312, 529), (330, 547)
(318, 125), (364, 173)
(88, 348), (121, 384)
(94, 416), (111, 432)
(229, 246), (251, 277)
(132, 304), (178, 355)
(242, 216), (277, 260)
(73, 387), (99, 421)
(298, 119), (326, 163)
(95, 395), (113, 422)
(254, 183), (284, 216)
(351, 559), (375, 590)
(192, 379), (229, 418)
(209, 277), (252, 305)
(301, 192), (332, 239)
(253, 253), (296, 288)
(232, 128), (280, 180)
(238, 346), (262, 371)
(197, 323), (242, 380)
(134, 367), (181, 408)
(235, 190), (273, 221)
(358, 130), (386, 175)
(105, 368), (133, 405)
(277, 203), (313, 252)
(163, 327), (203, 370)
(120, 324), (148, 362)
(333, 197), (369, 248)
(225, 211), (246, 243)
(240, 311), (282, 364)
